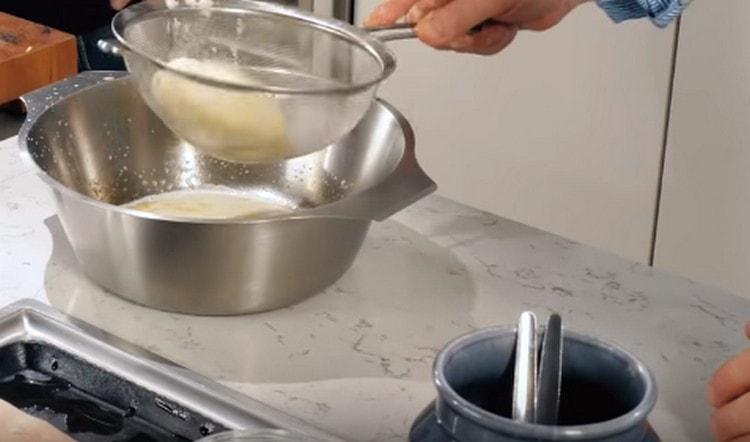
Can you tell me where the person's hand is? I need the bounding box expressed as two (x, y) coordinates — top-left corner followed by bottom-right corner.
(708, 321), (750, 441)
(0, 400), (72, 442)
(365, 0), (591, 55)
(110, 0), (133, 10)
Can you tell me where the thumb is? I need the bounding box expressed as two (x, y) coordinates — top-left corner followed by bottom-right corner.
(365, 0), (420, 27)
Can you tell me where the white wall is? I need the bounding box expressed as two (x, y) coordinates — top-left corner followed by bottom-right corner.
(355, 1), (676, 263)
(654, 0), (750, 298)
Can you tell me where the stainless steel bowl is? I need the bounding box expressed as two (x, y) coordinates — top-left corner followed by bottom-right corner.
(19, 72), (435, 315)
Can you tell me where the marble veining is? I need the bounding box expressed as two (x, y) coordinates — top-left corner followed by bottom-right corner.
(2, 134), (750, 441)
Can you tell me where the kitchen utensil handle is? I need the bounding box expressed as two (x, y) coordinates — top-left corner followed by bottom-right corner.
(97, 38), (126, 57)
(513, 311), (538, 423)
(364, 19), (498, 42)
(536, 313), (563, 425)
(365, 23), (417, 41)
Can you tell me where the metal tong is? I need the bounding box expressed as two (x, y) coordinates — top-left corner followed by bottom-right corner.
(512, 311), (564, 425)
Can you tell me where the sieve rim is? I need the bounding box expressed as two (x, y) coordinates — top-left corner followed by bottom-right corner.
(111, 0), (397, 95)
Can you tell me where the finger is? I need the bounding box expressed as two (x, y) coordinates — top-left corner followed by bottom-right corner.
(447, 23), (518, 55)
(730, 436), (750, 442)
(712, 391), (750, 441)
(365, 0), (420, 26)
(110, 0), (130, 10)
(406, 0), (452, 23)
(709, 348), (750, 407)
(417, 0), (509, 47)
(745, 321), (750, 340)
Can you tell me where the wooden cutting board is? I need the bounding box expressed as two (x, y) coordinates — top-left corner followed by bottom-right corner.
(0, 12), (78, 105)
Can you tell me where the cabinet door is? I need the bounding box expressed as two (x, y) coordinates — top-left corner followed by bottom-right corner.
(355, 0), (675, 263)
(654, 0), (750, 297)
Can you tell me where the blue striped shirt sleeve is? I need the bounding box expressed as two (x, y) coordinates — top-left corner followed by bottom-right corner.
(596, 0), (687, 27)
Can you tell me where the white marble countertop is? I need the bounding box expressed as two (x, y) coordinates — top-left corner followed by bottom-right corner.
(2, 131), (750, 441)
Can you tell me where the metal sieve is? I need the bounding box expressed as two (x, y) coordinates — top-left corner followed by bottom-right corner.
(101, 0), (415, 162)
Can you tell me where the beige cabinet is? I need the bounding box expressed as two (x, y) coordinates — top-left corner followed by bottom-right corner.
(354, 1), (675, 263)
(348, 1), (750, 297)
(654, 0), (750, 298)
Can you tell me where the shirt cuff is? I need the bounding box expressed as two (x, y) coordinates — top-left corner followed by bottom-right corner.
(596, 0), (686, 27)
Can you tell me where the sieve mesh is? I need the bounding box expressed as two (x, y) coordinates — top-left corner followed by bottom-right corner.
(111, 0), (396, 162)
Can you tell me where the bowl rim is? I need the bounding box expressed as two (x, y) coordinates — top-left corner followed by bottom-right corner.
(432, 325), (658, 439)
(111, 0), (397, 96)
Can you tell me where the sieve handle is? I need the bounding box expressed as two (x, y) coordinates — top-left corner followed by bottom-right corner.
(513, 311), (538, 423)
(365, 20), (500, 42)
(364, 23), (417, 42)
(97, 38), (126, 57)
